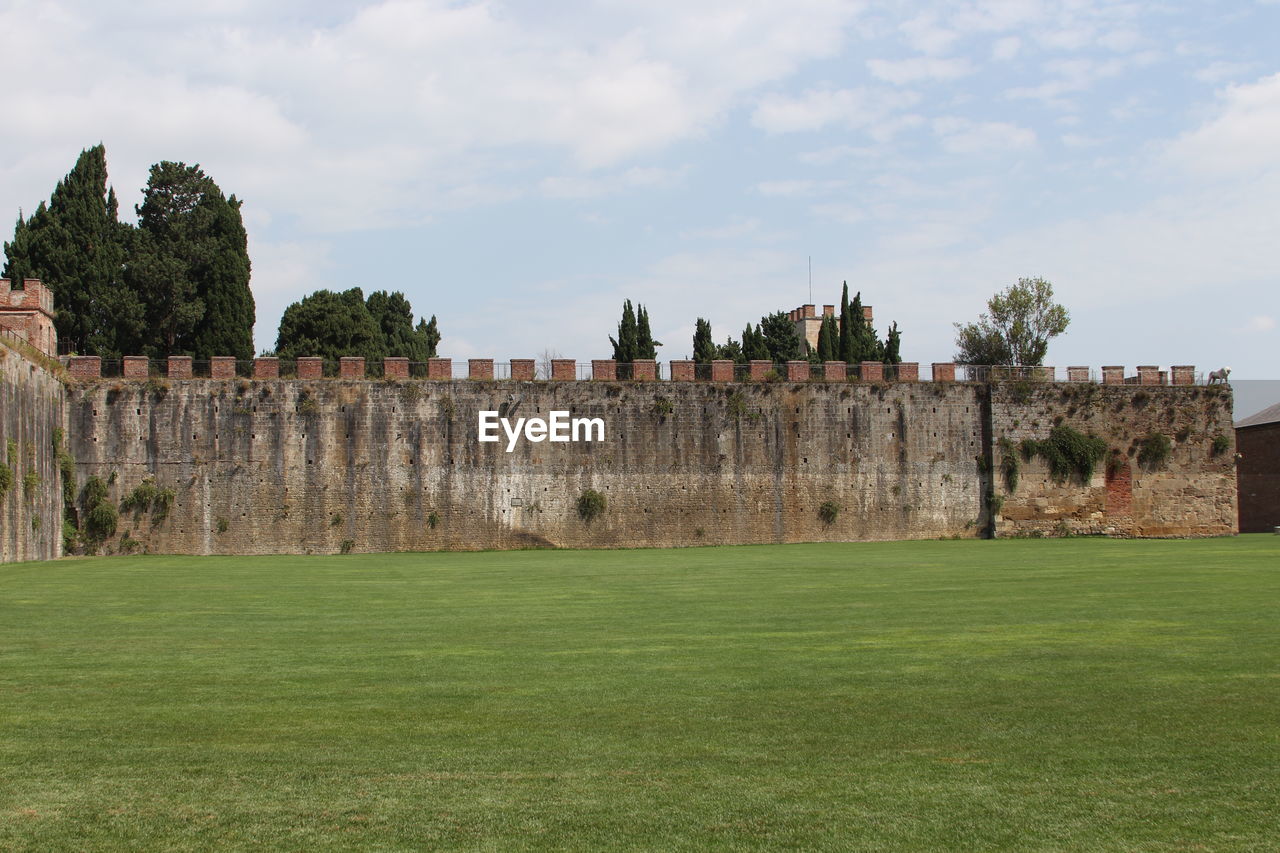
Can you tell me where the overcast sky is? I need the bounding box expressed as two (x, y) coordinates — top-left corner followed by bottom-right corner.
(2, 0), (1277, 387)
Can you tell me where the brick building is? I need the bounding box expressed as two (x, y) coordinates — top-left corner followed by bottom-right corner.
(0, 278), (57, 357)
(1236, 401), (1280, 533)
(788, 303), (873, 353)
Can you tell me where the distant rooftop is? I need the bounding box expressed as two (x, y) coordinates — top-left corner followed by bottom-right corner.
(1235, 401), (1280, 429)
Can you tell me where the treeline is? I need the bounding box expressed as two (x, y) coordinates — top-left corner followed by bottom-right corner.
(4, 145), (441, 363)
(689, 282), (901, 365)
(3, 146), (254, 360)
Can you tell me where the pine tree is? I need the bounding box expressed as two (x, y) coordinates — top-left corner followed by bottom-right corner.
(742, 323), (769, 361)
(759, 311), (804, 364)
(716, 337), (744, 363)
(275, 288), (386, 367)
(132, 161), (254, 359)
(693, 318), (715, 364)
(3, 145), (141, 356)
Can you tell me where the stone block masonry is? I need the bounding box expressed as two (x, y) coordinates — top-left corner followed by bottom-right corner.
(0, 339), (66, 563)
(60, 375), (1234, 556)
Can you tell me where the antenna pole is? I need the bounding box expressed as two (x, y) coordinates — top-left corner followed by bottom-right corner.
(808, 256), (812, 303)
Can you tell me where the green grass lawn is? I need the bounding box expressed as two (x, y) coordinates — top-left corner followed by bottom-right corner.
(2, 537), (1278, 851)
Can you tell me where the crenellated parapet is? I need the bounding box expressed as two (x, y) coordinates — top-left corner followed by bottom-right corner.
(61, 355), (1209, 387)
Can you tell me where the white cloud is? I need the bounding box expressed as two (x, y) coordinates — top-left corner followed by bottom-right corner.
(1242, 316), (1276, 333)
(751, 87), (919, 133)
(1165, 73), (1280, 177)
(933, 117), (1037, 154)
(867, 56), (975, 85)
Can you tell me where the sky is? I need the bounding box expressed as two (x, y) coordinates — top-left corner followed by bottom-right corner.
(1, 0), (1277, 400)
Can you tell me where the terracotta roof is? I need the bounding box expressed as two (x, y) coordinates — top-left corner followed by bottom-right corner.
(1235, 401), (1280, 429)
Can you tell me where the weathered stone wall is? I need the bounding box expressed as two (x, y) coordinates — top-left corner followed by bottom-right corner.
(62, 377), (1236, 555)
(0, 340), (65, 563)
(989, 383), (1237, 537)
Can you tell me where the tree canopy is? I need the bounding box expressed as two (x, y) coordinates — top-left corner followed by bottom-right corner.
(3, 147), (255, 360)
(275, 288), (439, 369)
(954, 277), (1069, 366)
(2, 145), (142, 356)
(609, 300), (661, 363)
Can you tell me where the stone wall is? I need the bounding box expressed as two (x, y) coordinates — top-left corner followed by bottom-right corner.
(62, 376), (1235, 556)
(0, 339), (65, 563)
(989, 383), (1237, 537)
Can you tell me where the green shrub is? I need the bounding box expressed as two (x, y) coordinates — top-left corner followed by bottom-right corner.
(121, 477), (176, 522)
(81, 475), (109, 512)
(726, 391), (746, 419)
(577, 489), (606, 523)
(31, 515), (41, 532)
(999, 438), (1020, 492)
(651, 396), (674, 417)
(1211, 434), (1230, 457)
(85, 502), (119, 543)
(6, 438), (17, 465)
(0, 461), (12, 500)
(330, 512), (344, 527)
(23, 469), (39, 497)
(340, 539), (355, 555)
(216, 517), (230, 534)
(818, 501), (841, 525)
(427, 510), (441, 529)
(1137, 433), (1172, 469)
(1025, 425), (1107, 483)
(62, 520), (80, 553)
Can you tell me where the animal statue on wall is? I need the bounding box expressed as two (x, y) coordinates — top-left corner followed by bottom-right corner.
(1208, 367), (1232, 384)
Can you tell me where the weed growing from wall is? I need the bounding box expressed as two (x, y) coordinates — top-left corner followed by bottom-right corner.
(1022, 425), (1107, 484)
(215, 517), (229, 534)
(121, 476), (176, 523)
(23, 470), (39, 498)
(427, 510), (441, 529)
(81, 476), (118, 549)
(0, 461), (12, 501)
(577, 489), (606, 523)
(818, 501), (841, 525)
(340, 539), (355, 555)
(330, 512), (344, 527)
(726, 391), (746, 419)
(651, 396), (674, 417)
(1211, 434), (1230, 457)
(1137, 433), (1172, 470)
(999, 438), (1020, 492)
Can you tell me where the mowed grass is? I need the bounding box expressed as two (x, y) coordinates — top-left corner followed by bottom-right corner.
(1, 538), (1278, 851)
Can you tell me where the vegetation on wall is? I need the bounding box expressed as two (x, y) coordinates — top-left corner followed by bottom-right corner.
(81, 475), (118, 548)
(999, 437), (1020, 492)
(0, 460), (12, 501)
(1021, 425), (1107, 484)
(577, 489), (606, 523)
(1138, 433), (1172, 470)
(1211, 434), (1230, 457)
(121, 476), (175, 522)
(818, 500), (841, 525)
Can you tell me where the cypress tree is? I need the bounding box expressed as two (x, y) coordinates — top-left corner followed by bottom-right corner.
(838, 281), (855, 364)
(693, 318), (715, 364)
(883, 321), (902, 364)
(816, 315), (838, 362)
(636, 305), (660, 359)
(742, 323), (769, 361)
(759, 311), (804, 364)
(3, 145), (142, 356)
(609, 300), (638, 362)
